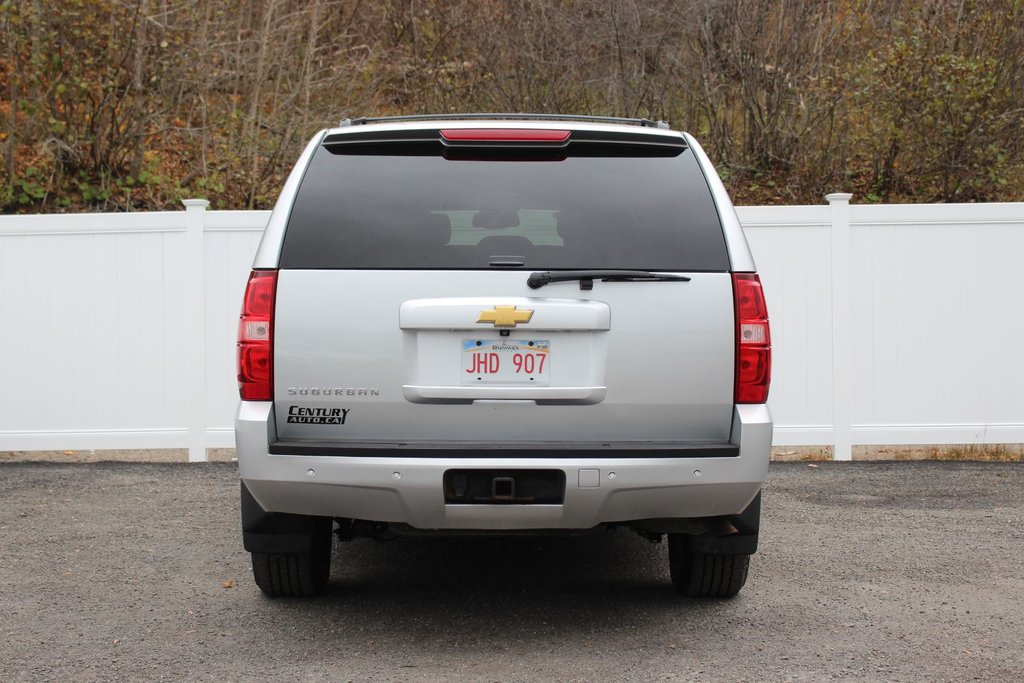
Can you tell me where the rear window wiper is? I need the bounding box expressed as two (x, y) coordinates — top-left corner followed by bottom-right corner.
(527, 269), (692, 290)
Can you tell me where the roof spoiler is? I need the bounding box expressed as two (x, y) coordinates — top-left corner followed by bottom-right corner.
(340, 113), (671, 129)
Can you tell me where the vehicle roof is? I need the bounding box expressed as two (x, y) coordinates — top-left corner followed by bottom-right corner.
(322, 117), (687, 141)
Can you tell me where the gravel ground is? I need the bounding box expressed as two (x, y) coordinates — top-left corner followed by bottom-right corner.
(1, 461), (1022, 682)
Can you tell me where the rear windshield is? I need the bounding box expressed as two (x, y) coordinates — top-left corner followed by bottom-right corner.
(279, 142), (729, 271)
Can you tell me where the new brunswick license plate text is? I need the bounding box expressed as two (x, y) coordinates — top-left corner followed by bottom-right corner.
(462, 340), (550, 384)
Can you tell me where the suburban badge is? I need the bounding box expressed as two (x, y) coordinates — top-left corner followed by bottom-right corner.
(477, 305), (534, 328)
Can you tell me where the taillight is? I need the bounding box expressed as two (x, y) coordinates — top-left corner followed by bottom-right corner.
(237, 270), (278, 401)
(733, 273), (771, 404)
(440, 128), (571, 142)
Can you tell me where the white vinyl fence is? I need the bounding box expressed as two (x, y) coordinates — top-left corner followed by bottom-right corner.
(2, 197), (1022, 461)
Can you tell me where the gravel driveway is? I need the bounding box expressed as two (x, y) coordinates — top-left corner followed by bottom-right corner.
(2, 461), (1022, 682)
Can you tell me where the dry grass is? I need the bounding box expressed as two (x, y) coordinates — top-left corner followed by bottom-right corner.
(853, 444), (1024, 462)
(772, 444), (1024, 462)
(771, 447), (834, 462)
(0, 448), (238, 464)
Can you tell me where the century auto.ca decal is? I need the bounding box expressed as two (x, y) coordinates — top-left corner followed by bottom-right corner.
(286, 406), (350, 425)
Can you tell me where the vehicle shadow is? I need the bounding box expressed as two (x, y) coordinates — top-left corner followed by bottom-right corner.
(256, 531), (746, 651)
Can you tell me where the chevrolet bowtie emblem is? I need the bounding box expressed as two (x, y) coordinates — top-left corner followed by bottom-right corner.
(477, 305), (534, 328)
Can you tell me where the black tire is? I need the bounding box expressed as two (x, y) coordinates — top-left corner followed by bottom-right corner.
(668, 534), (750, 598)
(251, 519), (333, 597)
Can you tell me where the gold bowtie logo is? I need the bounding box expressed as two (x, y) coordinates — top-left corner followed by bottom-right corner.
(477, 305), (534, 328)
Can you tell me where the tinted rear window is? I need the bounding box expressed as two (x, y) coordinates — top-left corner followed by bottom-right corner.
(280, 142), (729, 271)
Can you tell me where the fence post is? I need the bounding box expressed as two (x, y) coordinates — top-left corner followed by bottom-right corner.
(827, 193), (854, 461)
(183, 199), (210, 463)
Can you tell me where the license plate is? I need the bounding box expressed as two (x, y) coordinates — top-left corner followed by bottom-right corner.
(462, 339), (550, 384)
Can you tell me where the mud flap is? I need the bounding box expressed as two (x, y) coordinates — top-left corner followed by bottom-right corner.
(241, 482), (331, 554)
(685, 491), (761, 555)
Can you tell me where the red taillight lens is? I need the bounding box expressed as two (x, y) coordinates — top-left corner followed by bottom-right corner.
(733, 273), (771, 404)
(440, 128), (571, 142)
(237, 270), (277, 401)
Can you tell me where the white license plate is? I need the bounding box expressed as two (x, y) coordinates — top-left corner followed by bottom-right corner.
(462, 339), (550, 384)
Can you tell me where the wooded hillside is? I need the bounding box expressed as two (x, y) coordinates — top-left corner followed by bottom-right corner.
(3, 0), (1023, 212)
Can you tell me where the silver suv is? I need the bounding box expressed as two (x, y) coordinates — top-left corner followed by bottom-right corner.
(235, 114), (772, 599)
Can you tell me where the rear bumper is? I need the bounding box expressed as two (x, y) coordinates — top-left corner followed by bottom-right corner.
(235, 402), (772, 531)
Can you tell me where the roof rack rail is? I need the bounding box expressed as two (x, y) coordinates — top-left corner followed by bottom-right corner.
(340, 113), (670, 129)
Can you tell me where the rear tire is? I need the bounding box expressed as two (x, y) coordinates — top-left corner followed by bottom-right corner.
(251, 519), (333, 597)
(668, 534), (750, 598)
